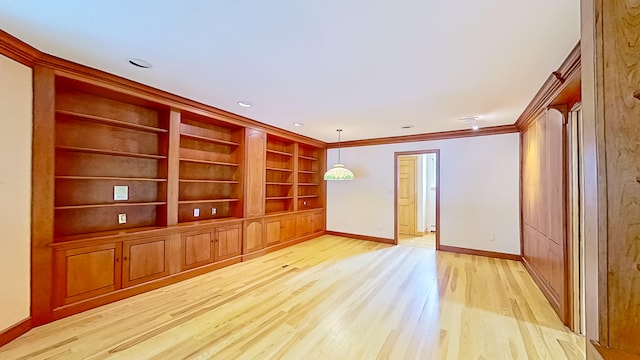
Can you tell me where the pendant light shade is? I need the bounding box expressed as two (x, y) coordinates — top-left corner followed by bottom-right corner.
(324, 129), (355, 181)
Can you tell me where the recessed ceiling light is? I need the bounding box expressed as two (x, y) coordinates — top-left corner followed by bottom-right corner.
(127, 58), (152, 69)
(401, 125), (414, 129)
(237, 101), (252, 108)
(294, 122), (303, 127)
(472, 124), (480, 131)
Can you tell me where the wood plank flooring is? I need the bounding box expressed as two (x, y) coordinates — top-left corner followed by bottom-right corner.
(0, 235), (585, 359)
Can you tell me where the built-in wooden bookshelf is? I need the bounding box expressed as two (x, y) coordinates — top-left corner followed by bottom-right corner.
(265, 134), (295, 214)
(297, 144), (323, 210)
(53, 76), (170, 239)
(178, 114), (244, 223)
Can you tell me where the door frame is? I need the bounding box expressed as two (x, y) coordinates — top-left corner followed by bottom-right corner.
(394, 149), (440, 248)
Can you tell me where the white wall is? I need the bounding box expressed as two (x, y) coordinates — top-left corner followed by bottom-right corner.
(0, 54), (32, 330)
(326, 133), (521, 255)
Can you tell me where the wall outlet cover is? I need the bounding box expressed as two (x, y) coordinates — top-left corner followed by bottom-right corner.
(114, 185), (129, 201)
(212, 208), (217, 215)
(118, 213), (127, 224)
(194, 208), (200, 217)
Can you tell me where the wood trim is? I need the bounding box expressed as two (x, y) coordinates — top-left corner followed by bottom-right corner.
(327, 125), (518, 148)
(31, 65), (56, 326)
(0, 30), (324, 147)
(439, 245), (522, 262)
(0, 318), (32, 347)
(515, 42), (581, 131)
(0, 29), (39, 66)
(325, 231), (394, 244)
(393, 150), (440, 249)
(592, 341), (640, 360)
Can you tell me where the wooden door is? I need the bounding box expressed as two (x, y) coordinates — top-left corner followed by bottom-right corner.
(215, 224), (242, 261)
(398, 156), (417, 235)
(265, 217), (281, 246)
(122, 237), (170, 288)
(312, 211), (325, 233)
(245, 129), (266, 217)
(243, 219), (265, 253)
(182, 230), (214, 270)
(53, 243), (122, 306)
(281, 215), (296, 242)
(296, 213), (313, 238)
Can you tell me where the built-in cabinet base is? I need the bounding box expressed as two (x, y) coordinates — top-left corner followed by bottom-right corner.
(50, 209), (324, 321)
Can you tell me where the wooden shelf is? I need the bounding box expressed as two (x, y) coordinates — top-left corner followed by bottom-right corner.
(298, 155), (318, 161)
(179, 158), (240, 167)
(180, 132), (240, 146)
(298, 170), (318, 174)
(55, 176), (167, 182)
(57, 146), (167, 160)
(298, 183), (318, 186)
(266, 182), (294, 186)
(298, 195), (319, 199)
(266, 196), (294, 200)
(266, 167), (294, 172)
(178, 199), (240, 204)
(56, 110), (168, 133)
(266, 149), (293, 157)
(179, 179), (239, 184)
(55, 202), (167, 210)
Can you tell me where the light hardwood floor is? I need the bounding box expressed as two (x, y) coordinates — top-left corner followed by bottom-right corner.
(0, 235), (584, 359)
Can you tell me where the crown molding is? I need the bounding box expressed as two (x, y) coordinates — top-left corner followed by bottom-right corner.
(514, 42), (581, 131)
(0, 29), (39, 66)
(0, 30), (325, 148)
(326, 124), (518, 148)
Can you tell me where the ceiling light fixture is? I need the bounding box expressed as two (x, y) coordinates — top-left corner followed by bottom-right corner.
(323, 129), (355, 181)
(127, 58), (152, 69)
(294, 122), (303, 127)
(237, 101), (252, 107)
(460, 116), (481, 131)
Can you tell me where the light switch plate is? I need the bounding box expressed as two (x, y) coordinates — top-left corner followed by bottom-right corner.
(212, 208), (217, 215)
(194, 208), (200, 217)
(114, 185), (129, 201)
(118, 213), (127, 224)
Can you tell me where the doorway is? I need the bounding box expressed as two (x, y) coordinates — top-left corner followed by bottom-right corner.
(395, 150), (440, 249)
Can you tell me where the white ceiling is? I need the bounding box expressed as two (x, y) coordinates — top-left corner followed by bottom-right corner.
(0, 1), (580, 142)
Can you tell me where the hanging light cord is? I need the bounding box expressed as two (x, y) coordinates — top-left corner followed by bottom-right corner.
(337, 129), (342, 164)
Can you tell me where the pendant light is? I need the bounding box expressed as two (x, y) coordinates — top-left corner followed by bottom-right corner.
(324, 129), (355, 181)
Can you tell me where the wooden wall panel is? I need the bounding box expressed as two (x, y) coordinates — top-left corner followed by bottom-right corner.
(521, 109), (568, 323)
(244, 129), (266, 217)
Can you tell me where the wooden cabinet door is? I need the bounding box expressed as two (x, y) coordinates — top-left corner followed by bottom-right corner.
(312, 211), (325, 233)
(122, 237), (170, 288)
(281, 215), (296, 242)
(296, 213), (313, 238)
(182, 230), (214, 270)
(243, 219), (265, 253)
(215, 224), (242, 261)
(265, 217), (281, 246)
(53, 243), (122, 306)
(245, 129), (266, 217)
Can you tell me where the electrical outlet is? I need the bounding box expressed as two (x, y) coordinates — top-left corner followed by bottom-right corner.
(303, 200), (307, 206)
(194, 208), (200, 217)
(489, 234), (495, 241)
(212, 208), (217, 215)
(118, 213), (127, 224)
